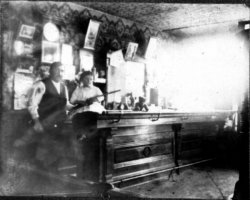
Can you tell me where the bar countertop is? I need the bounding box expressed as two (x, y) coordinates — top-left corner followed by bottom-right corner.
(65, 109), (236, 128)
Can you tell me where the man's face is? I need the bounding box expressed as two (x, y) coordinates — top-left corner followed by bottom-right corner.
(83, 75), (93, 87)
(50, 65), (64, 82)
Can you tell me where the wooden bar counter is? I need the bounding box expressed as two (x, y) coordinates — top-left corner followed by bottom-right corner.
(65, 110), (236, 187)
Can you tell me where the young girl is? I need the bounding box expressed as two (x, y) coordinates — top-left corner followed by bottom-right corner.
(70, 71), (103, 106)
(70, 71), (104, 180)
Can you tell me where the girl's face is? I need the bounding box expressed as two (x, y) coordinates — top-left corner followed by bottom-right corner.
(83, 75), (93, 87)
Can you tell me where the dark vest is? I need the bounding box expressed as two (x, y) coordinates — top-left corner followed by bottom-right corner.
(38, 78), (67, 127)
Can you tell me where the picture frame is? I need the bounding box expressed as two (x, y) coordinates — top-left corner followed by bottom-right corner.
(19, 24), (36, 39)
(84, 19), (101, 50)
(125, 42), (138, 61)
(41, 41), (60, 63)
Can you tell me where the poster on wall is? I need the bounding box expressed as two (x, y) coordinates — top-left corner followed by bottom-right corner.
(106, 61), (145, 103)
(79, 49), (94, 71)
(124, 61), (145, 97)
(106, 64), (126, 103)
(63, 65), (76, 80)
(61, 44), (75, 80)
(109, 49), (124, 67)
(61, 44), (73, 65)
(84, 20), (101, 50)
(14, 70), (34, 110)
(41, 41), (60, 63)
(145, 37), (158, 59)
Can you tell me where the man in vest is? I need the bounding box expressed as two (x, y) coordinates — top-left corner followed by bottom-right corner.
(27, 62), (71, 173)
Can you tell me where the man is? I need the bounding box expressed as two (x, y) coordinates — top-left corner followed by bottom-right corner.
(27, 62), (72, 172)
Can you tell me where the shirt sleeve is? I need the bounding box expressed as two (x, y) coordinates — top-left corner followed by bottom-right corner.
(70, 87), (79, 105)
(65, 85), (74, 109)
(96, 87), (104, 102)
(27, 81), (46, 120)
(64, 85), (69, 101)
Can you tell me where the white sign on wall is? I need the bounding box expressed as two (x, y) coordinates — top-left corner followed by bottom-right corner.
(41, 41), (60, 63)
(61, 44), (73, 65)
(125, 61), (145, 97)
(109, 49), (124, 67)
(145, 37), (158, 59)
(80, 49), (94, 71)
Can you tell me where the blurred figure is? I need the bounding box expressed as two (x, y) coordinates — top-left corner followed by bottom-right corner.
(17, 62), (72, 173)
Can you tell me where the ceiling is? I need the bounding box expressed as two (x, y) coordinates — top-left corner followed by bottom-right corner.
(78, 3), (249, 31)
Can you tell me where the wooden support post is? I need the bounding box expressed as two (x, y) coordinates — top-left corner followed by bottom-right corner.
(104, 128), (114, 183)
(171, 123), (182, 174)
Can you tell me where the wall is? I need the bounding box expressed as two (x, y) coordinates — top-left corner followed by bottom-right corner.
(154, 22), (248, 110)
(2, 1), (170, 111)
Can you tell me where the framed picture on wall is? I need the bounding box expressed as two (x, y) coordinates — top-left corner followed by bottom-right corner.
(19, 24), (36, 39)
(41, 41), (60, 63)
(125, 42), (138, 61)
(84, 20), (101, 50)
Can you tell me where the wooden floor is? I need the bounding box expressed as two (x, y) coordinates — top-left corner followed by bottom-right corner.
(0, 156), (238, 199)
(110, 163), (238, 199)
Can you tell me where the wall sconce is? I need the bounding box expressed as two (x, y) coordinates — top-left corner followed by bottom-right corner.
(43, 22), (60, 42)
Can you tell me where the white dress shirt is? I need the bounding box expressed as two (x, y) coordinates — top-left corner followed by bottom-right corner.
(69, 85), (105, 118)
(51, 80), (61, 94)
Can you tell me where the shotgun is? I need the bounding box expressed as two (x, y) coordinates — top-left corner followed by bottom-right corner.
(68, 89), (121, 117)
